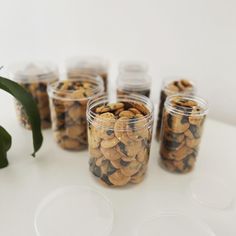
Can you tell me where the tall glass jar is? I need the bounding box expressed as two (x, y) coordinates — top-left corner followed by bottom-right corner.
(159, 94), (208, 173)
(87, 94), (154, 187)
(156, 77), (195, 140)
(48, 74), (104, 151)
(66, 57), (109, 92)
(116, 62), (151, 98)
(10, 62), (59, 129)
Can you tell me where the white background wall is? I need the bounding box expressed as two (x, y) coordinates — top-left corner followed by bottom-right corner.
(0, 0), (236, 125)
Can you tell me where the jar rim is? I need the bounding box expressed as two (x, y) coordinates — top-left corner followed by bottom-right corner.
(117, 74), (151, 90)
(165, 94), (209, 117)
(9, 61), (58, 83)
(47, 75), (104, 101)
(87, 94), (154, 131)
(117, 61), (151, 90)
(66, 56), (109, 73)
(119, 61), (148, 74)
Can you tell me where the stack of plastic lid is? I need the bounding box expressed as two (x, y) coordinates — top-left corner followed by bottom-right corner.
(66, 56), (109, 91)
(135, 212), (215, 236)
(11, 61), (58, 83)
(117, 61), (152, 97)
(190, 174), (233, 210)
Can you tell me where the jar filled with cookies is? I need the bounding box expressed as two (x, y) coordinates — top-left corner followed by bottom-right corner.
(11, 62), (59, 129)
(48, 74), (104, 151)
(159, 95), (208, 173)
(156, 77), (195, 140)
(116, 62), (151, 98)
(66, 57), (109, 92)
(87, 94), (154, 187)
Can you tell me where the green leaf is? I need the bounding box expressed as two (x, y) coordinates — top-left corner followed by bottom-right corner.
(0, 126), (11, 168)
(0, 126), (12, 151)
(0, 76), (43, 157)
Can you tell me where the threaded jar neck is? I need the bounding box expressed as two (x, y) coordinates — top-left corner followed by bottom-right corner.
(165, 94), (208, 117)
(87, 94), (154, 131)
(48, 75), (104, 101)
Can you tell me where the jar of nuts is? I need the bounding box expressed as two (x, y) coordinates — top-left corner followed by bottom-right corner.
(66, 57), (109, 92)
(159, 95), (208, 173)
(48, 74), (104, 151)
(11, 62), (59, 129)
(156, 77), (195, 140)
(87, 94), (154, 187)
(116, 62), (151, 98)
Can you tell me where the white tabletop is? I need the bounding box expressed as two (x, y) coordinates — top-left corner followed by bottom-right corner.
(0, 92), (236, 236)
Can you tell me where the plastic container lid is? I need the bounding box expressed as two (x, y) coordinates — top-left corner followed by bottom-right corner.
(34, 186), (114, 236)
(117, 61), (151, 91)
(190, 175), (233, 210)
(10, 61), (58, 83)
(135, 212), (215, 236)
(119, 61), (148, 74)
(66, 56), (109, 73)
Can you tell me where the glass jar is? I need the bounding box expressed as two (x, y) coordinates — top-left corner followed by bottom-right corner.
(48, 74), (104, 151)
(116, 61), (151, 98)
(66, 57), (109, 92)
(156, 77), (195, 140)
(159, 95), (208, 173)
(10, 62), (59, 129)
(87, 94), (154, 187)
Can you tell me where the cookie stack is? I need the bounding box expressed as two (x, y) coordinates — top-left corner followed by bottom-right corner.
(87, 95), (154, 186)
(48, 75), (104, 150)
(12, 62), (59, 129)
(159, 95), (208, 173)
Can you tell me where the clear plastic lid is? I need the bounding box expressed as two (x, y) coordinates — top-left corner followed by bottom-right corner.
(9, 61), (58, 83)
(117, 61), (151, 91)
(135, 212), (215, 236)
(119, 61), (148, 74)
(190, 175), (234, 210)
(34, 186), (114, 236)
(66, 56), (109, 74)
